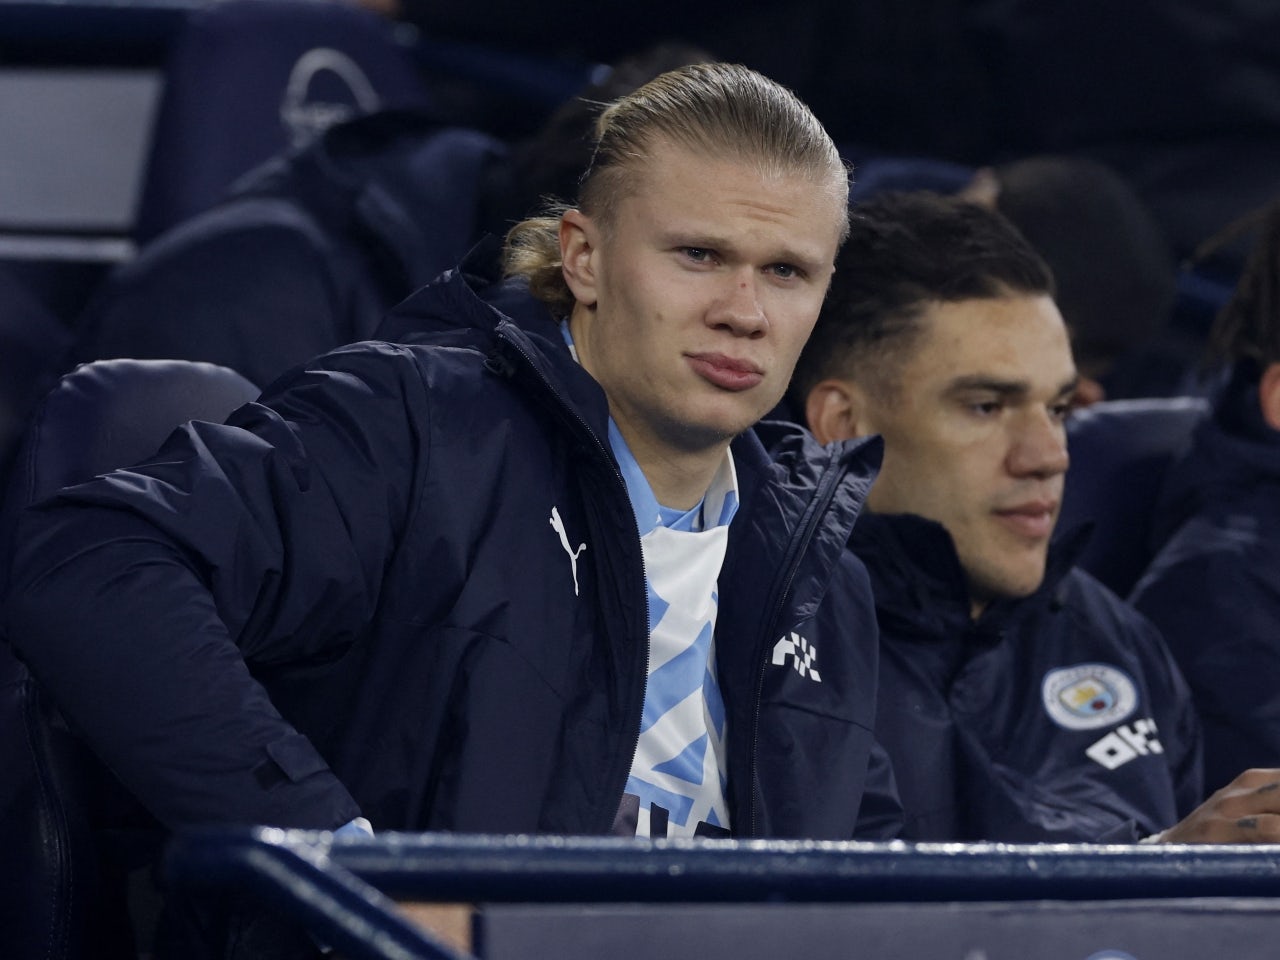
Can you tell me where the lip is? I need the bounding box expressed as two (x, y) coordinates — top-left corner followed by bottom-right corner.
(993, 501), (1057, 540)
(686, 353), (765, 392)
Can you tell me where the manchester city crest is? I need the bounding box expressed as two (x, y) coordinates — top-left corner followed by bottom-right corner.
(1041, 663), (1138, 730)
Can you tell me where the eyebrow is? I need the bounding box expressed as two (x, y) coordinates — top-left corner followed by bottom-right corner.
(944, 373), (1080, 400)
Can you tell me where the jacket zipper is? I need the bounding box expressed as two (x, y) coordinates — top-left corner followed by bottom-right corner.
(745, 453), (850, 837)
(491, 325), (650, 835)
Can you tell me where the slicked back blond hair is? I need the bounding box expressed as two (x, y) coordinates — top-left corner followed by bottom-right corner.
(503, 62), (848, 316)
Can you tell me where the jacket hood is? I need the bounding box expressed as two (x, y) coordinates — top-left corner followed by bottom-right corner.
(746, 422), (883, 616)
(377, 244), (619, 451)
(373, 237), (559, 350)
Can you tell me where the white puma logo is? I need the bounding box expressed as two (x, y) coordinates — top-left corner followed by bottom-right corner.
(550, 506), (586, 596)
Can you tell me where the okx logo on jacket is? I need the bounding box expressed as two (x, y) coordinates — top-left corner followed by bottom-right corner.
(772, 632), (822, 682)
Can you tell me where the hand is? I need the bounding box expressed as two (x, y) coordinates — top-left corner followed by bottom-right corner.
(1159, 768), (1280, 843)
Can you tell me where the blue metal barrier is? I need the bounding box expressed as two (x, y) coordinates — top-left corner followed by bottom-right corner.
(166, 829), (1280, 960)
(168, 828), (476, 960)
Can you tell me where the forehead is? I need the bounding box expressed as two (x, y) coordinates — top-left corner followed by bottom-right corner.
(903, 294), (1075, 389)
(620, 139), (846, 265)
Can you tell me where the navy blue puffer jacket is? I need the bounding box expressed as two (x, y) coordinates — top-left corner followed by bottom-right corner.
(5, 259), (897, 843)
(854, 512), (1201, 842)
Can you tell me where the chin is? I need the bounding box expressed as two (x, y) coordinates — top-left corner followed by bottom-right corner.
(997, 570), (1047, 600)
(971, 564), (1047, 605)
(661, 417), (740, 454)
(672, 407), (761, 449)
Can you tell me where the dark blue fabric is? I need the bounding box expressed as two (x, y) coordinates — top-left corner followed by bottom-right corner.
(1131, 371), (1280, 794)
(78, 111), (507, 392)
(1058, 397), (1210, 597)
(845, 153), (975, 202)
(134, 0), (436, 242)
(853, 512), (1203, 842)
(0, 267), (72, 489)
(0, 358), (261, 960)
(0, 358), (261, 593)
(6, 261), (894, 852)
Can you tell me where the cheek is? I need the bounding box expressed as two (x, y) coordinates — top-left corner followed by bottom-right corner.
(868, 447), (932, 515)
(772, 290), (826, 337)
(897, 446), (985, 522)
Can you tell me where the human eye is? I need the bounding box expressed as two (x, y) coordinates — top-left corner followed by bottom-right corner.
(1049, 399), (1073, 424)
(681, 246), (716, 265)
(767, 262), (803, 281)
(968, 397), (1003, 418)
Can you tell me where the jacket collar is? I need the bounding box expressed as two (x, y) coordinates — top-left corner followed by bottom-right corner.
(852, 510), (1083, 640)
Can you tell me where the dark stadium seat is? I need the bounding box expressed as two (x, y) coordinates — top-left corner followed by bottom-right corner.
(1059, 396), (1210, 598)
(78, 113), (507, 390)
(0, 265), (73, 489)
(0, 359), (260, 960)
(133, 0), (436, 242)
(844, 151), (975, 202)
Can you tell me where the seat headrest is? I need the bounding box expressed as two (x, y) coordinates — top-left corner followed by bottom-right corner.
(135, 0), (435, 242)
(7, 358), (260, 513)
(1059, 396), (1210, 596)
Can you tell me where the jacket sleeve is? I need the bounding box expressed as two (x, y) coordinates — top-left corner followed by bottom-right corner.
(1132, 534), (1264, 799)
(853, 738), (905, 840)
(3, 341), (430, 830)
(1116, 582), (1206, 822)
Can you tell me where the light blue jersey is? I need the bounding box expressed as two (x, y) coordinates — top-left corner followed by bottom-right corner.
(610, 421), (738, 837)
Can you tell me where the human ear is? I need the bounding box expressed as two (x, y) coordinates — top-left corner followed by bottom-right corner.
(805, 379), (871, 444)
(1258, 362), (1280, 432)
(1070, 375), (1107, 409)
(956, 166), (1000, 209)
(559, 209), (599, 309)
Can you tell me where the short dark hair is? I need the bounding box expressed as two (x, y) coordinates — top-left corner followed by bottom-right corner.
(1206, 196), (1280, 374)
(790, 191), (1054, 408)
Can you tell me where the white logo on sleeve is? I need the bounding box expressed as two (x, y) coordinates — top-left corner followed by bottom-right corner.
(550, 506), (586, 596)
(771, 632), (822, 682)
(1086, 718), (1164, 770)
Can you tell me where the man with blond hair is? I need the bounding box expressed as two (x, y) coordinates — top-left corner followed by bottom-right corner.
(5, 62), (896, 954)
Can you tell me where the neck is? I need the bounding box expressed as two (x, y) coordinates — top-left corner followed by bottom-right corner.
(618, 423), (728, 510)
(567, 308), (730, 510)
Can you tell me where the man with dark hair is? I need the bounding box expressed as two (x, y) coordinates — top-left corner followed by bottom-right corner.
(845, 153), (1181, 405)
(4, 63), (896, 955)
(792, 191), (1280, 844)
(1132, 197), (1280, 795)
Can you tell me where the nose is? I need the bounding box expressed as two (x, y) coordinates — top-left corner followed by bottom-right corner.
(1007, 408), (1070, 479)
(708, 269), (768, 338)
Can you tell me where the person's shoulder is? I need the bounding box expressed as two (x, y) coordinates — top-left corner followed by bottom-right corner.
(1044, 567), (1198, 704)
(753, 422), (885, 516)
(1053, 565), (1165, 643)
(258, 337), (486, 408)
(1146, 507), (1277, 587)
